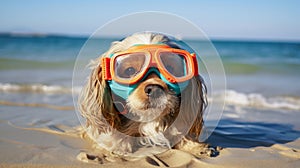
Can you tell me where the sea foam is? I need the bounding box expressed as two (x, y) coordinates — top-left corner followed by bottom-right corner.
(0, 82), (81, 94)
(221, 90), (300, 111)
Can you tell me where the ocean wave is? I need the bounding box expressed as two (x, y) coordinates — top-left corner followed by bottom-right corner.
(0, 83), (81, 94)
(221, 90), (300, 111)
(1, 82), (299, 111)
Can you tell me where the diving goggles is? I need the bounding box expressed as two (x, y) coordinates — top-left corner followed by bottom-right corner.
(102, 44), (198, 85)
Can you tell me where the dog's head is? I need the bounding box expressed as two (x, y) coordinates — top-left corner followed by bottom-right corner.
(79, 32), (207, 153)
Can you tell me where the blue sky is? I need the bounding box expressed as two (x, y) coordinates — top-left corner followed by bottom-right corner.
(1, 0), (300, 41)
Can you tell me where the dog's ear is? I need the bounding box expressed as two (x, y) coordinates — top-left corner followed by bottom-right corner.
(78, 60), (120, 133)
(178, 75), (207, 141)
(189, 76), (207, 139)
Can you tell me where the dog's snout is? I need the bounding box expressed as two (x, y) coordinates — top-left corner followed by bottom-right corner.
(144, 84), (164, 98)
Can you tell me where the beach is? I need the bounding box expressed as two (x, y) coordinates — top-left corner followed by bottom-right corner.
(0, 34), (300, 167)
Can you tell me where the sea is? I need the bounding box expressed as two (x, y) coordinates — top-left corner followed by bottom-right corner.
(1, 33), (300, 153)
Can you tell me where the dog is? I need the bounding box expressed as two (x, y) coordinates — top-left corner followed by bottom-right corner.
(78, 32), (214, 159)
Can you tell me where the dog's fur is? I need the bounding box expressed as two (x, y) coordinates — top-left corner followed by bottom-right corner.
(78, 32), (209, 158)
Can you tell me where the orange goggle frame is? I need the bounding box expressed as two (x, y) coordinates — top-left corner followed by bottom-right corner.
(101, 44), (198, 85)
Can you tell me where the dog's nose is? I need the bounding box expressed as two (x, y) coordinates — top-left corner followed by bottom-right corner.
(144, 84), (164, 98)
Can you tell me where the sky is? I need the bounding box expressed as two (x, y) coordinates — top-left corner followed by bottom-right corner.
(1, 0), (300, 41)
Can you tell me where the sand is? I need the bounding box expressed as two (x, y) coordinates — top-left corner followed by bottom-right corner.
(0, 118), (299, 168)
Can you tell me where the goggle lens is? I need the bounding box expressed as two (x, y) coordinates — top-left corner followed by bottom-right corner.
(114, 53), (147, 80)
(159, 52), (187, 78)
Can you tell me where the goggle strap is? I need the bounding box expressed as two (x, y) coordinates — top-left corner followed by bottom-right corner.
(191, 53), (199, 75)
(101, 57), (112, 80)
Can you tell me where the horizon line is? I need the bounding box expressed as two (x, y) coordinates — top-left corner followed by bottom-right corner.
(1, 31), (300, 43)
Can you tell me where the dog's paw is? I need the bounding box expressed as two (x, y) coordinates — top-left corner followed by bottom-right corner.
(110, 143), (133, 157)
(188, 143), (220, 157)
(174, 138), (222, 158)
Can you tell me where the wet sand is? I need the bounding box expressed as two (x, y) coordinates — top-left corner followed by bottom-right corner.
(1, 106), (299, 168)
